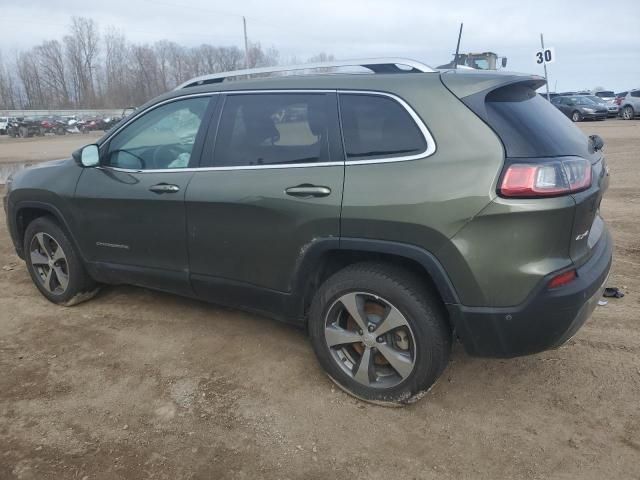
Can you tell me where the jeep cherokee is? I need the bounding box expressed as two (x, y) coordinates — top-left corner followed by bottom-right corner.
(3, 59), (612, 404)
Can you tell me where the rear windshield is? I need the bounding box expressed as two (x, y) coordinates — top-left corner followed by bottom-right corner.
(483, 83), (591, 158)
(595, 91), (615, 98)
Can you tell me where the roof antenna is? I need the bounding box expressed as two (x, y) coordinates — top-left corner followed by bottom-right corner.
(454, 23), (463, 70)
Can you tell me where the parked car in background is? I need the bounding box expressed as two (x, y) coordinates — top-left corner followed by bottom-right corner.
(619, 90), (640, 120)
(3, 59), (612, 404)
(578, 94), (619, 117)
(7, 117), (45, 137)
(0, 116), (9, 134)
(592, 90), (616, 102)
(614, 92), (628, 106)
(551, 95), (608, 121)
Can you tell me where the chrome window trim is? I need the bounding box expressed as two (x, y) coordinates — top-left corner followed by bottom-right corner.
(100, 89), (436, 174)
(338, 90), (436, 165)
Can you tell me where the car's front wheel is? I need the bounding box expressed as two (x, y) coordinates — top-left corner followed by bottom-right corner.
(571, 111), (582, 122)
(24, 217), (98, 306)
(308, 262), (451, 405)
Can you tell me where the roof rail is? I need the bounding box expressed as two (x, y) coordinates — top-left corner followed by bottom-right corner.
(175, 58), (435, 89)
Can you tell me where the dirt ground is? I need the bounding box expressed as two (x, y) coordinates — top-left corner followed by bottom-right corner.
(0, 121), (639, 479)
(0, 133), (103, 164)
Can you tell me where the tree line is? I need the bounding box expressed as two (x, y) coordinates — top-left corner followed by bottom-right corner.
(0, 17), (334, 110)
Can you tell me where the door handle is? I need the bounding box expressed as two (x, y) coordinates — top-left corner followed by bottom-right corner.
(149, 183), (180, 194)
(285, 185), (331, 198)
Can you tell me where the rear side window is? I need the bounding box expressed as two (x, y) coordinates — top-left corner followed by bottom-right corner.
(213, 93), (330, 167)
(631, 91), (640, 98)
(339, 94), (426, 160)
(482, 83), (592, 158)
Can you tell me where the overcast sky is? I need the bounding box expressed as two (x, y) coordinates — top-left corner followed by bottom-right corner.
(1, 0), (639, 92)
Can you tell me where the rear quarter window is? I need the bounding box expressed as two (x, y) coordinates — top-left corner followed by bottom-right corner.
(481, 83), (592, 158)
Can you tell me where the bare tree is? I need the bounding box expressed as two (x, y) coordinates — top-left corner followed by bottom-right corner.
(0, 15), (329, 110)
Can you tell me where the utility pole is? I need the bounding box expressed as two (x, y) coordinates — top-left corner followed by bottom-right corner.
(540, 33), (551, 101)
(243, 16), (249, 68)
(454, 23), (463, 69)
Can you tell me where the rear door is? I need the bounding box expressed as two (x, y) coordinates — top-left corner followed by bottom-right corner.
(185, 91), (344, 298)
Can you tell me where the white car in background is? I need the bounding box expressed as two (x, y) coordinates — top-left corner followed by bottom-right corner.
(0, 116), (9, 134)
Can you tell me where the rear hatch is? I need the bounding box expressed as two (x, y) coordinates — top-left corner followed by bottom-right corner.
(441, 71), (608, 267)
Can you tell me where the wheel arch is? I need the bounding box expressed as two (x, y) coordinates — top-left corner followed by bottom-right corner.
(12, 201), (82, 260)
(290, 238), (460, 324)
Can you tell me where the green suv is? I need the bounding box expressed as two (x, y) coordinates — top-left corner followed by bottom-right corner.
(3, 59), (612, 404)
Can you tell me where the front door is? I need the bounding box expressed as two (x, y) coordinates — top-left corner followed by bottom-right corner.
(186, 92), (344, 301)
(73, 95), (214, 294)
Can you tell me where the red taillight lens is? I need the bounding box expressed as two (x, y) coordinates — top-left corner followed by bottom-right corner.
(548, 269), (577, 289)
(499, 158), (592, 198)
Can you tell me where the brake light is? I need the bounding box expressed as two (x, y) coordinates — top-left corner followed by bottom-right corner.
(548, 269), (577, 289)
(499, 158), (592, 197)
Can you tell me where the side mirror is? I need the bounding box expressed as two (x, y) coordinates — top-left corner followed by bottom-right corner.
(501, 57), (508, 68)
(590, 134), (604, 152)
(73, 144), (100, 167)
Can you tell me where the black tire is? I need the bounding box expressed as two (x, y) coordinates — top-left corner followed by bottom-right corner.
(571, 111), (581, 122)
(23, 217), (98, 306)
(308, 262), (451, 405)
(622, 106), (635, 120)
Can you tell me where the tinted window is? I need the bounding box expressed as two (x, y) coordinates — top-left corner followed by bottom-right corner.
(483, 84), (592, 158)
(595, 91), (615, 98)
(213, 93), (330, 167)
(339, 94), (426, 160)
(631, 91), (640, 98)
(107, 96), (210, 170)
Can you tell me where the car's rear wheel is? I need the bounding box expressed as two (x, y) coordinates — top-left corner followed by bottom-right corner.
(308, 262), (451, 405)
(571, 111), (581, 122)
(24, 217), (98, 306)
(622, 106), (635, 120)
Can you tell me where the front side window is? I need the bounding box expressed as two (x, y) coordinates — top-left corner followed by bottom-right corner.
(213, 93), (330, 167)
(106, 96), (210, 170)
(339, 94), (427, 160)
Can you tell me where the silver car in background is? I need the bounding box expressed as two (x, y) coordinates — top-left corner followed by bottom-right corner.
(619, 89), (640, 120)
(591, 90), (619, 117)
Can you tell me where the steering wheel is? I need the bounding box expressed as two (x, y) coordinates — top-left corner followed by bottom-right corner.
(110, 149), (146, 169)
(152, 144), (186, 168)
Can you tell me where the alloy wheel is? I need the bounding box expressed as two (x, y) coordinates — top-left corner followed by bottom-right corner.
(29, 232), (69, 295)
(324, 292), (416, 389)
(623, 107), (634, 120)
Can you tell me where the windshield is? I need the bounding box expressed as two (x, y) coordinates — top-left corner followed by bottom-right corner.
(567, 96), (597, 106)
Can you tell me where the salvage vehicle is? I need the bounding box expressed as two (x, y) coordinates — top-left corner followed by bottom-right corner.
(551, 95), (608, 121)
(3, 59), (612, 404)
(7, 117), (45, 137)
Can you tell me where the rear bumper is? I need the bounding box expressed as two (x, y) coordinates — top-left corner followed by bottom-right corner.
(448, 228), (613, 357)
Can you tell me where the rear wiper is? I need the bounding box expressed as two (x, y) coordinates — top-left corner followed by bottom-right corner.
(589, 134), (604, 152)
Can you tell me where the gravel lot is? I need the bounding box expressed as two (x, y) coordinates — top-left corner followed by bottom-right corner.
(1, 121), (639, 479)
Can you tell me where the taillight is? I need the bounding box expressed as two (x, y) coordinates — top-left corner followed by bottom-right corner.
(548, 269), (577, 289)
(499, 158), (592, 198)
